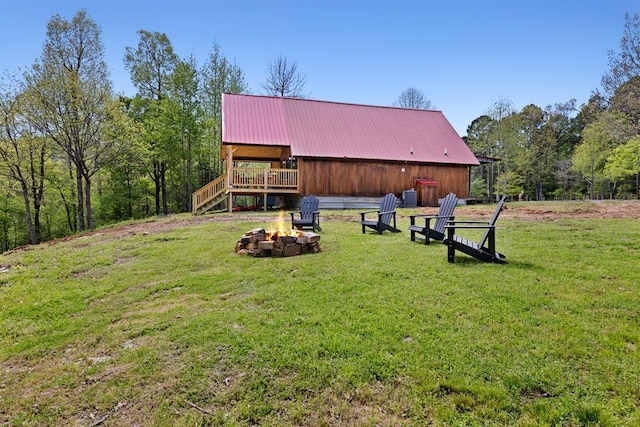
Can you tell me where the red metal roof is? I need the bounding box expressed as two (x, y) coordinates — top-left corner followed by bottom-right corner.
(222, 93), (479, 166)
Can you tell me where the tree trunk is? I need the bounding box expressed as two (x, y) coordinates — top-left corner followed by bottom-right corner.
(76, 162), (85, 231)
(161, 161), (168, 215)
(153, 159), (161, 215)
(590, 161), (595, 200)
(488, 162), (494, 198)
(186, 143), (193, 212)
(19, 180), (37, 245)
(85, 175), (94, 230)
(126, 171), (133, 218)
(500, 163), (508, 201)
(31, 146), (46, 243)
(0, 208), (8, 252)
(33, 196), (42, 243)
(55, 185), (75, 233)
(66, 159), (77, 232)
(535, 183), (543, 201)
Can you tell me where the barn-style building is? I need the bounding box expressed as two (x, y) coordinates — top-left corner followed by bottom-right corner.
(192, 93), (479, 213)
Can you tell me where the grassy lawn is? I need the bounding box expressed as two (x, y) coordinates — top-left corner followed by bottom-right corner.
(1, 202), (639, 426)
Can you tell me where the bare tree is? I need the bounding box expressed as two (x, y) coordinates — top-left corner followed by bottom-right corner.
(261, 55), (306, 97)
(393, 87), (434, 109)
(602, 12), (640, 96)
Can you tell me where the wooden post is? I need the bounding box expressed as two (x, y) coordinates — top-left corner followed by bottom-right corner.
(487, 227), (495, 255)
(447, 226), (455, 263)
(227, 146), (233, 212)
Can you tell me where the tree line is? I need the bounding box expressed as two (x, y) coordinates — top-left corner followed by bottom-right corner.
(1, 9), (639, 253)
(465, 13), (640, 203)
(0, 10), (252, 251)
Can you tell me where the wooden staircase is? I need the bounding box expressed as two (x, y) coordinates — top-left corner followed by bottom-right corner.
(192, 174), (227, 214)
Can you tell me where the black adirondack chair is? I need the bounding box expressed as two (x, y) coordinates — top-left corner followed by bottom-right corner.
(409, 192), (458, 245)
(360, 193), (401, 234)
(443, 196), (507, 263)
(290, 195), (321, 232)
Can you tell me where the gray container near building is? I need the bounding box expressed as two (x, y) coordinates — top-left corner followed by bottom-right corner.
(402, 189), (417, 208)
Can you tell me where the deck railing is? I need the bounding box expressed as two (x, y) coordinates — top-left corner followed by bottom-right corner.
(192, 168), (299, 213)
(231, 167), (298, 189)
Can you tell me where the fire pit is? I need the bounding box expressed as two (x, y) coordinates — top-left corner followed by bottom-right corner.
(235, 228), (320, 257)
(235, 211), (321, 257)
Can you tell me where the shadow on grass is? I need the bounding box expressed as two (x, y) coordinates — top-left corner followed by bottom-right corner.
(446, 256), (539, 270)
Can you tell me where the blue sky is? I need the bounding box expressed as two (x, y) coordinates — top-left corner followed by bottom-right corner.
(0, 0), (637, 136)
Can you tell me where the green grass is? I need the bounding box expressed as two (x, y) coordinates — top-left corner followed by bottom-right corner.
(1, 204), (639, 426)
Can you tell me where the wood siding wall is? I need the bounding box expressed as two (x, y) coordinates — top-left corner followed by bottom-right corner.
(299, 158), (470, 198)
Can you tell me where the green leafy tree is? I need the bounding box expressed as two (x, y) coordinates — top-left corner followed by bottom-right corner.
(99, 96), (150, 220)
(572, 112), (633, 198)
(466, 115), (495, 156)
(486, 98), (519, 199)
(552, 158), (581, 200)
(0, 74), (49, 244)
(46, 157), (80, 233)
(519, 100), (579, 201)
(124, 30), (178, 215)
(200, 42), (247, 181)
(124, 30), (178, 100)
(604, 138), (640, 198)
(516, 104), (547, 200)
(594, 11), (640, 198)
(469, 178), (487, 198)
(544, 100), (582, 199)
(24, 9), (113, 231)
(500, 170), (524, 197)
(574, 92), (608, 131)
(466, 115), (496, 197)
(467, 99), (522, 200)
(0, 175), (29, 252)
(547, 99), (581, 158)
(166, 55), (204, 212)
(557, 94), (608, 199)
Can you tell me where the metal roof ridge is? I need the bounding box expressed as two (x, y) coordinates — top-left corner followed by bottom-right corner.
(223, 92), (443, 113)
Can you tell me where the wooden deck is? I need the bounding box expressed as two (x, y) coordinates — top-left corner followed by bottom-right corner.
(192, 168), (299, 214)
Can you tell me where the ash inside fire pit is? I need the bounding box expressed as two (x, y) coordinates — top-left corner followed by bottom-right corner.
(235, 228), (321, 257)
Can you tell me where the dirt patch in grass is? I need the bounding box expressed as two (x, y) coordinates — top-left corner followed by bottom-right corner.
(411, 199), (640, 221)
(6, 200), (640, 253)
(490, 200), (640, 220)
